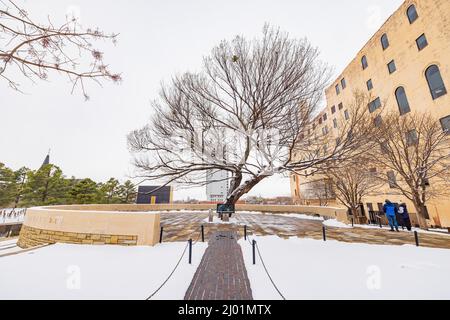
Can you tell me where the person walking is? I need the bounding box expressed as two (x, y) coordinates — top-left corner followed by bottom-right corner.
(398, 203), (412, 231)
(383, 199), (399, 232)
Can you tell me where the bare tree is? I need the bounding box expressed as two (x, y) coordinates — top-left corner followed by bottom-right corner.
(128, 26), (377, 205)
(324, 159), (383, 221)
(300, 178), (335, 206)
(0, 0), (120, 98)
(371, 112), (450, 228)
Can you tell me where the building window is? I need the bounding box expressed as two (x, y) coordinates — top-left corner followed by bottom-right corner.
(323, 113), (328, 121)
(331, 105), (336, 114)
(341, 78), (346, 89)
(362, 55), (368, 70)
(387, 171), (397, 188)
(426, 65), (447, 100)
(395, 87), (411, 115)
(368, 97), (381, 113)
(344, 110), (350, 120)
(407, 4), (418, 24)
(406, 129), (418, 146)
(319, 118), (323, 125)
(338, 102), (344, 110)
(367, 79), (373, 91)
(322, 126), (329, 136)
(381, 34), (389, 50)
(388, 60), (396, 74)
(374, 115), (382, 127)
(416, 34), (428, 51)
(333, 118), (338, 128)
(440, 115), (450, 134)
(336, 84), (340, 95)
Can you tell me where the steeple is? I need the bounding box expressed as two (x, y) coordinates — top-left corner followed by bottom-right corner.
(41, 149), (50, 168)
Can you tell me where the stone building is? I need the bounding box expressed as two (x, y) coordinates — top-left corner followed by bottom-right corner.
(291, 0), (450, 227)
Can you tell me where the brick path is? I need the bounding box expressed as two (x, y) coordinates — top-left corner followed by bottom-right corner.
(184, 231), (253, 300)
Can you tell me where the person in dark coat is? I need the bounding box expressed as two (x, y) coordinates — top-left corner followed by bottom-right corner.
(398, 203), (412, 231)
(383, 199), (399, 232)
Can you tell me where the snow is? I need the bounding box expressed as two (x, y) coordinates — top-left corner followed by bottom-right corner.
(323, 219), (352, 229)
(0, 242), (207, 300)
(0, 239), (21, 256)
(0, 208), (25, 225)
(240, 236), (450, 300)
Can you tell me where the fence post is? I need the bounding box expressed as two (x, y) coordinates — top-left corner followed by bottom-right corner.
(188, 239), (192, 264)
(159, 227), (164, 243)
(351, 218), (354, 227)
(201, 225), (205, 242)
(252, 240), (256, 265)
(414, 231), (420, 247)
(378, 217), (382, 229)
(322, 226), (326, 241)
(244, 225), (247, 241)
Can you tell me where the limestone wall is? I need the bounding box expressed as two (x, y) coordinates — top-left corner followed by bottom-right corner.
(18, 206), (160, 248)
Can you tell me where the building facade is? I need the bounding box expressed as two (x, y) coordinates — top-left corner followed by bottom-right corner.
(136, 186), (173, 204)
(291, 0), (450, 227)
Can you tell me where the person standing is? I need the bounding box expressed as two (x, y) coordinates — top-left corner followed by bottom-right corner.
(398, 203), (412, 231)
(383, 199), (399, 232)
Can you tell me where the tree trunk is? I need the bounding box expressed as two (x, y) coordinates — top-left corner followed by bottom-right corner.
(412, 197), (428, 230)
(225, 175), (266, 205)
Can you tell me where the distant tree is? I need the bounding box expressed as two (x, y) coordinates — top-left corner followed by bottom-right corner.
(303, 178), (335, 207)
(99, 178), (120, 204)
(68, 178), (99, 204)
(0, 0), (121, 99)
(371, 112), (450, 228)
(0, 162), (16, 206)
(128, 26), (375, 205)
(324, 159), (382, 218)
(117, 180), (137, 204)
(21, 164), (67, 205)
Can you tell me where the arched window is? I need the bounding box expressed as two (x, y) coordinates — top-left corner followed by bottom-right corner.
(362, 55), (368, 70)
(426, 65), (447, 100)
(395, 87), (411, 115)
(407, 5), (418, 24)
(381, 34), (389, 50)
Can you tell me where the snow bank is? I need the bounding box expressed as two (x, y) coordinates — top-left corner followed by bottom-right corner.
(0, 208), (25, 225)
(0, 242), (207, 300)
(323, 219), (352, 229)
(240, 236), (450, 300)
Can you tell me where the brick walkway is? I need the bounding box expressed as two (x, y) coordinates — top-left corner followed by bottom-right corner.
(184, 231), (253, 300)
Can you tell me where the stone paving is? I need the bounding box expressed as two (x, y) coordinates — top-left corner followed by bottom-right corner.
(184, 231), (253, 300)
(160, 211), (450, 249)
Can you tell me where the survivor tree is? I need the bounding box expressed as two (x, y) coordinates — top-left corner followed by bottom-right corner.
(128, 26), (374, 205)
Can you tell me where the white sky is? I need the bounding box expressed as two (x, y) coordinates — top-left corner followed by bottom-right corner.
(0, 0), (403, 200)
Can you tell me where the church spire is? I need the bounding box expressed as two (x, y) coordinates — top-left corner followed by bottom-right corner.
(41, 149), (50, 168)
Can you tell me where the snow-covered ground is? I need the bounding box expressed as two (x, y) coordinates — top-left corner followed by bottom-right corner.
(0, 242), (207, 300)
(0, 239), (21, 255)
(0, 208), (25, 225)
(240, 236), (450, 300)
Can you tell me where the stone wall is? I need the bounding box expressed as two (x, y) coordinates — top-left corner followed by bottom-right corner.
(18, 225), (138, 248)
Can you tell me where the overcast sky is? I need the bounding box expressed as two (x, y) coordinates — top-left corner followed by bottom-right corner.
(0, 0), (404, 200)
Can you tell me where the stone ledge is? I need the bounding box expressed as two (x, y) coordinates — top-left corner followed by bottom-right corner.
(18, 225), (138, 249)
